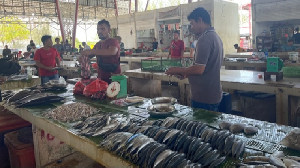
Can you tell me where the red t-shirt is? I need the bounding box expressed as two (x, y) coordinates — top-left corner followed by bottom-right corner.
(170, 40), (185, 59)
(34, 47), (61, 77)
(94, 38), (121, 83)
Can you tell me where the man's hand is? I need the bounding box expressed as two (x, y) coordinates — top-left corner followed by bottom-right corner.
(165, 67), (186, 79)
(81, 49), (94, 56)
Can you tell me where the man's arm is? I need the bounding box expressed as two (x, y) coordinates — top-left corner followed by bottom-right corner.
(35, 60), (54, 71)
(181, 41), (185, 57)
(55, 57), (60, 67)
(82, 46), (118, 58)
(166, 64), (205, 78)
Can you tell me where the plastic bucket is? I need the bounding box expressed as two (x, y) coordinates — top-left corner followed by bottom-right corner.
(111, 75), (127, 98)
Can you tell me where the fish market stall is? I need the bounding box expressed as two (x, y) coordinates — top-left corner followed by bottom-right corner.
(124, 69), (300, 126)
(2, 81), (300, 167)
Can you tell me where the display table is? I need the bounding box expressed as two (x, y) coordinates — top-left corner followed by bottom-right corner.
(124, 68), (300, 125)
(1, 83), (298, 167)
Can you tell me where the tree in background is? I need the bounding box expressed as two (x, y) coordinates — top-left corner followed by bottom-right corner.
(31, 23), (52, 47)
(0, 17), (30, 48)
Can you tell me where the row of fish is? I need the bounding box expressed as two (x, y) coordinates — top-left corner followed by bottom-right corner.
(219, 121), (259, 135)
(2, 82), (66, 107)
(129, 124), (244, 160)
(45, 102), (99, 122)
(101, 132), (209, 168)
(126, 125), (228, 167)
(143, 117), (246, 157)
(239, 151), (300, 168)
(6, 89), (64, 107)
(73, 113), (131, 137)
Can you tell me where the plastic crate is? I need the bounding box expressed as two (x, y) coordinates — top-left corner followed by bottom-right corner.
(141, 58), (182, 72)
(4, 130), (35, 168)
(283, 66), (300, 78)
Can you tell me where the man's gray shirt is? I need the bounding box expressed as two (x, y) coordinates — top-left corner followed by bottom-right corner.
(188, 27), (223, 104)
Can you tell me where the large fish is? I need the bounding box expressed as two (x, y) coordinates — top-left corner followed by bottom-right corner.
(14, 93), (63, 107)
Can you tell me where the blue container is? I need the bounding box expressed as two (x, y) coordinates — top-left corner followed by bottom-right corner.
(219, 92), (232, 113)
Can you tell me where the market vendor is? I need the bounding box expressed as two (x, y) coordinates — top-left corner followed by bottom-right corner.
(34, 35), (61, 85)
(81, 19), (120, 84)
(168, 30), (185, 59)
(166, 7), (223, 112)
(2, 45), (11, 58)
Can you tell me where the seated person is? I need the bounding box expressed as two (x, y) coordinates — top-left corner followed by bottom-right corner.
(281, 39), (296, 52)
(234, 44), (246, 52)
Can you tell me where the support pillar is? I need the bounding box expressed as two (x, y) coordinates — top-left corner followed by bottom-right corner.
(55, 0), (65, 42)
(72, 0), (79, 48)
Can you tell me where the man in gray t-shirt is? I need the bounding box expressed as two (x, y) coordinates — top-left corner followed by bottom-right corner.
(166, 7), (223, 111)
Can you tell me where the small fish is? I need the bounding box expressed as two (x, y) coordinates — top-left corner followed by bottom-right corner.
(229, 123), (246, 134)
(219, 121), (231, 130)
(244, 126), (259, 135)
(269, 155), (287, 168)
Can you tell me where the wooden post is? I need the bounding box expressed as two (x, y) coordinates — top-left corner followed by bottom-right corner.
(135, 0), (138, 12)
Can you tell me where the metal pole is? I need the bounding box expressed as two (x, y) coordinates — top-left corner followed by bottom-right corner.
(72, 0), (79, 48)
(114, 0), (118, 16)
(129, 0), (131, 14)
(135, 0), (138, 12)
(145, 0), (150, 11)
(55, 0), (65, 42)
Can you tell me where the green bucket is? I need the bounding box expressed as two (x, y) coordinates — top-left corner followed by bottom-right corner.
(111, 75), (127, 98)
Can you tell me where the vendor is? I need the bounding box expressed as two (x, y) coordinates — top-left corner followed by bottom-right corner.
(168, 30), (185, 59)
(166, 7), (223, 112)
(152, 38), (158, 51)
(81, 19), (120, 84)
(34, 35), (61, 85)
(53, 37), (64, 57)
(281, 39), (296, 52)
(2, 45), (11, 58)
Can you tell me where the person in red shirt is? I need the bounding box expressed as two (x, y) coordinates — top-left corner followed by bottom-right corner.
(34, 35), (61, 85)
(81, 19), (120, 83)
(168, 30), (185, 59)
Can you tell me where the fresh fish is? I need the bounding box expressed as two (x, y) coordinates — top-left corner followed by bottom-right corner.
(8, 89), (32, 103)
(200, 128), (211, 140)
(161, 117), (174, 127)
(15, 93), (64, 107)
(244, 126), (259, 135)
(188, 122), (198, 136)
(201, 149), (220, 166)
(162, 129), (180, 144)
(209, 156), (226, 168)
(229, 123), (246, 134)
(244, 156), (270, 162)
(269, 155), (287, 168)
(223, 134), (235, 155)
(92, 123), (119, 136)
(165, 153), (186, 168)
(204, 129), (216, 143)
(146, 144), (167, 168)
(282, 158), (300, 168)
(272, 151), (285, 158)
(219, 121), (231, 130)
(153, 149), (174, 168)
